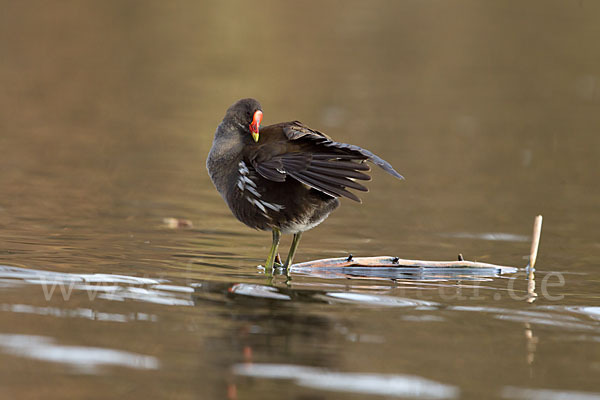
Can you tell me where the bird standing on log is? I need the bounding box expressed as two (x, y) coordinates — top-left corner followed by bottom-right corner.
(207, 98), (403, 275)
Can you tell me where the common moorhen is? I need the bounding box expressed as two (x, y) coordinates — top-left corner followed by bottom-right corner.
(207, 98), (403, 274)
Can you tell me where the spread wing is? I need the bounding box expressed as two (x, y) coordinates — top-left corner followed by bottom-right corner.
(249, 122), (403, 203)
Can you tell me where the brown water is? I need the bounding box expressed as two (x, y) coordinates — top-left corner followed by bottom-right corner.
(1, 1), (599, 399)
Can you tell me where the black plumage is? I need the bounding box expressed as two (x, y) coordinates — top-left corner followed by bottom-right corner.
(206, 98), (403, 274)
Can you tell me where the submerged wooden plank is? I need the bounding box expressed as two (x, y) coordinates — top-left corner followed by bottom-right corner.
(290, 256), (518, 275)
(289, 215), (543, 278)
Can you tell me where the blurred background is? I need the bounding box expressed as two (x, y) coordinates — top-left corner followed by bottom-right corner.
(0, 1), (599, 399)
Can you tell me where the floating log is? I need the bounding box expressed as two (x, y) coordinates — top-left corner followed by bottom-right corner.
(289, 215), (543, 277)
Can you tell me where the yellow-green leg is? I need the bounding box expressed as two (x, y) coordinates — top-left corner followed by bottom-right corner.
(265, 228), (281, 273)
(283, 232), (302, 277)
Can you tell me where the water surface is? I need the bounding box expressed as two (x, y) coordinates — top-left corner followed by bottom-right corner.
(1, 1), (599, 399)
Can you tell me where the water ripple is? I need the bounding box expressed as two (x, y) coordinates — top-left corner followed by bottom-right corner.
(233, 363), (459, 399)
(502, 386), (600, 400)
(0, 334), (159, 374)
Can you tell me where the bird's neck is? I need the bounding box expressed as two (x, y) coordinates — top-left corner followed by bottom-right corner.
(207, 123), (246, 192)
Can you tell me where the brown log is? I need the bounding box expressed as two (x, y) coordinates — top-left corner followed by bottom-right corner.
(289, 215), (543, 276)
(290, 256), (517, 274)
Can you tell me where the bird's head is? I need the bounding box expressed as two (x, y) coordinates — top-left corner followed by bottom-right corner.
(225, 98), (263, 143)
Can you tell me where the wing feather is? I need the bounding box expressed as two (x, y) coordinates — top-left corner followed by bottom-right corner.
(310, 159), (371, 171)
(287, 171), (361, 202)
(306, 165), (371, 181)
(254, 159), (286, 182)
(323, 142), (404, 179)
(249, 121), (403, 202)
(299, 170), (368, 192)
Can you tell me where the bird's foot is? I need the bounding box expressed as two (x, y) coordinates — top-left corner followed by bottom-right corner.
(268, 253), (287, 272)
(273, 261), (289, 273)
(260, 250), (293, 279)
